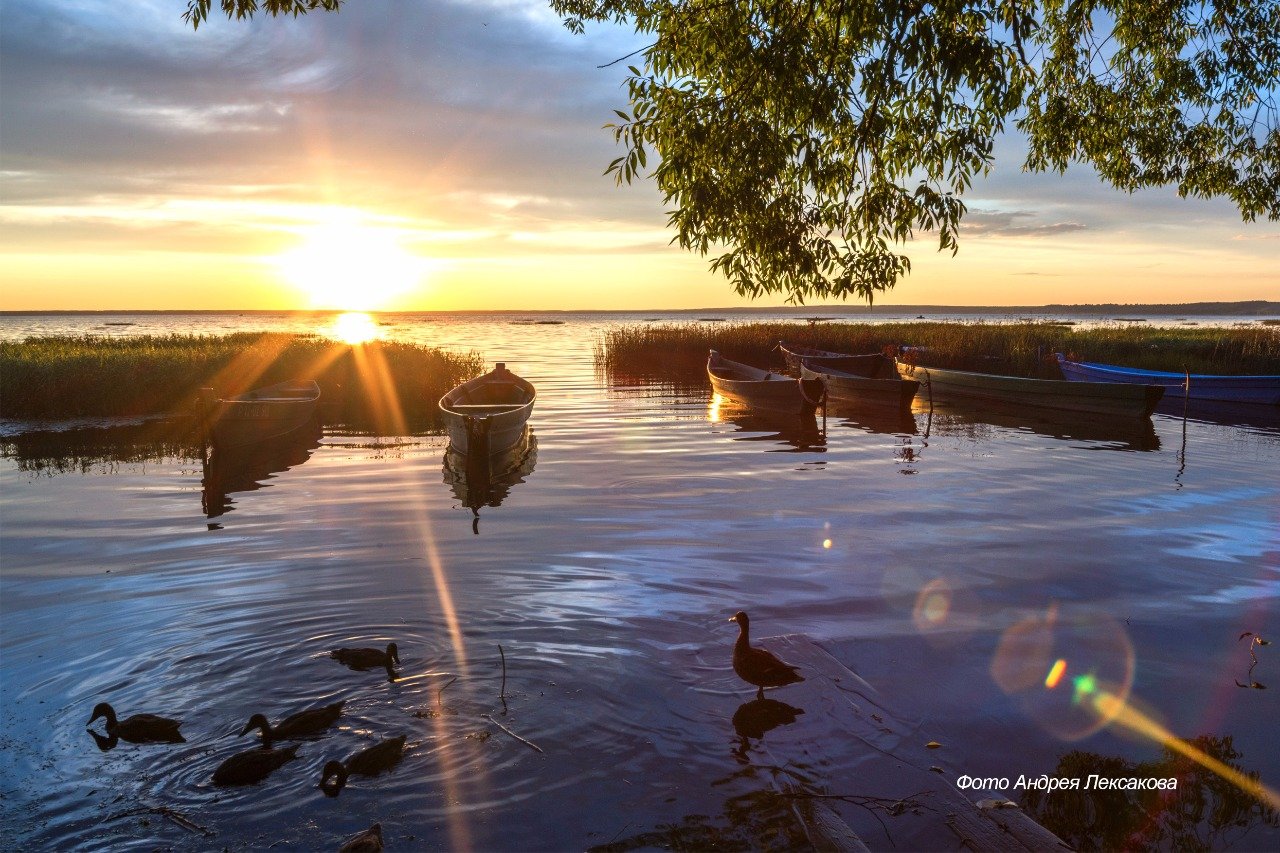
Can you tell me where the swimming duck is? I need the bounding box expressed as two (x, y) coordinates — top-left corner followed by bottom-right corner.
(339, 822), (384, 853)
(212, 743), (300, 786)
(320, 735), (407, 793)
(86, 702), (184, 744)
(239, 700), (345, 743)
(730, 611), (804, 700)
(330, 643), (399, 671)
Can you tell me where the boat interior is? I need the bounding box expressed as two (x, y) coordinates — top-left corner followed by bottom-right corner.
(445, 381), (532, 414)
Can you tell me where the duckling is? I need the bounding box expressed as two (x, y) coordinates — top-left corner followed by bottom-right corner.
(320, 735), (407, 793)
(729, 611), (804, 700)
(86, 702), (184, 744)
(330, 643), (399, 671)
(339, 822), (383, 853)
(212, 743), (300, 786)
(240, 700), (345, 743)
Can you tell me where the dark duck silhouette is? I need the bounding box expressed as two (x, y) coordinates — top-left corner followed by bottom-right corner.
(86, 702), (184, 744)
(339, 822), (384, 853)
(212, 743), (300, 786)
(730, 611), (804, 700)
(330, 642), (399, 671)
(320, 735), (407, 794)
(240, 700), (345, 744)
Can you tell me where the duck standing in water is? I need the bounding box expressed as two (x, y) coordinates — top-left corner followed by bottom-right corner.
(330, 643), (399, 671)
(320, 735), (407, 794)
(86, 702), (184, 744)
(339, 822), (383, 853)
(212, 743), (301, 785)
(729, 611), (804, 700)
(239, 700), (345, 744)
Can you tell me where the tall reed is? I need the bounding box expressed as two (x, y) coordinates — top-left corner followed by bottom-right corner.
(595, 322), (1280, 379)
(0, 333), (485, 428)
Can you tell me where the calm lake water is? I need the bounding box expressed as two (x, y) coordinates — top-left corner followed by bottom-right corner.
(2, 311), (1278, 851)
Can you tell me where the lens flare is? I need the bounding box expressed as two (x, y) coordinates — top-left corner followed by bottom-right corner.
(913, 578), (952, 632)
(1044, 658), (1067, 689)
(991, 608), (1134, 741)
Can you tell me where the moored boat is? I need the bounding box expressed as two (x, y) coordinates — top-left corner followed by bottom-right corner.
(1055, 353), (1280, 406)
(778, 341), (888, 376)
(800, 361), (919, 408)
(708, 350), (822, 413)
(439, 363), (536, 455)
(896, 361), (1163, 417)
(202, 380), (321, 448)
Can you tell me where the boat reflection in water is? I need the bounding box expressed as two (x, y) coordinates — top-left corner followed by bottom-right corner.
(201, 421), (323, 524)
(826, 399), (920, 437)
(917, 398), (1161, 452)
(1155, 396), (1280, 433)
(442, 426), (538, 533)
(708, 395), (826, 453)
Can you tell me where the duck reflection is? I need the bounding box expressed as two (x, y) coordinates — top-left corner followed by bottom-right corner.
(442, 427), (538, 532)
(87, 729), (118, 752)
(732, 697), (805, 742)
(710, 401), (826, 453)
(201, 421), (322, 521)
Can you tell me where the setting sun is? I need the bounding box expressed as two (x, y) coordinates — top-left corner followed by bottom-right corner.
(275, 216), (430, 311)
(331, 311), (382, 344)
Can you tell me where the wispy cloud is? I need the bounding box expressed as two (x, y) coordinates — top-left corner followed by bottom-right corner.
(962, 210), (1087, 238)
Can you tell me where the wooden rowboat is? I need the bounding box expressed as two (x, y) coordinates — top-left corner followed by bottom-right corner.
(800, 361), (919, 408)
(708, 350), (823, 413)
(202, 380), (321, 448)
(778, 341), (888, 376)
(1055, 353), (1280, 406)
(896, 361), (1163, 417)
(439, 363), (536, 456)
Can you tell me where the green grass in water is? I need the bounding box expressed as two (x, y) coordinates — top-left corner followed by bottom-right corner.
(0, 333), (485, 428)
(596, 322), (1280, 380)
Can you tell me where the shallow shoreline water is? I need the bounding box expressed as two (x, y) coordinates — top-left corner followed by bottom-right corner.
(2, 312), (1278, 850)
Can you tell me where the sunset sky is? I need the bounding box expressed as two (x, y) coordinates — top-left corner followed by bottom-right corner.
(2, 0), (1277, 311)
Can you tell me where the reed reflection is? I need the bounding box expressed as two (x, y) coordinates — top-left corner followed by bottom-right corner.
(200, 420), (323, 522)
(1021, 737), (1279, 850)
(442, 427), (538, 533)
(0, 419), (202, 475)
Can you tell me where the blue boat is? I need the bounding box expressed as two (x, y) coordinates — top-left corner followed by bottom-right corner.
(1055, 354), (1280, 407)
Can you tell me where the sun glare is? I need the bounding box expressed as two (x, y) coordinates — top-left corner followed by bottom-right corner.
(276, 217), (429, 311)
(332, 311), (382, 345)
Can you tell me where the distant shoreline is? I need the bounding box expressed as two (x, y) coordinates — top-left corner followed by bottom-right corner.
(2, 301), (1277, 317)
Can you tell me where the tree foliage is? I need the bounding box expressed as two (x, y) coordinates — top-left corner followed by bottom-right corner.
(188, 0), (1280, 304)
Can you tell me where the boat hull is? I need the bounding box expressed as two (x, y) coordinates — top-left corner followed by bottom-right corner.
(208, 380), (321, 448)
(800, 363), (919, 408)
(1056, 354), (1280, 406)
(897, 361), (1163, 417)
(708, 350), (821, 414)
(439, 363), (536, 456)
(778, 342), (889, 377)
